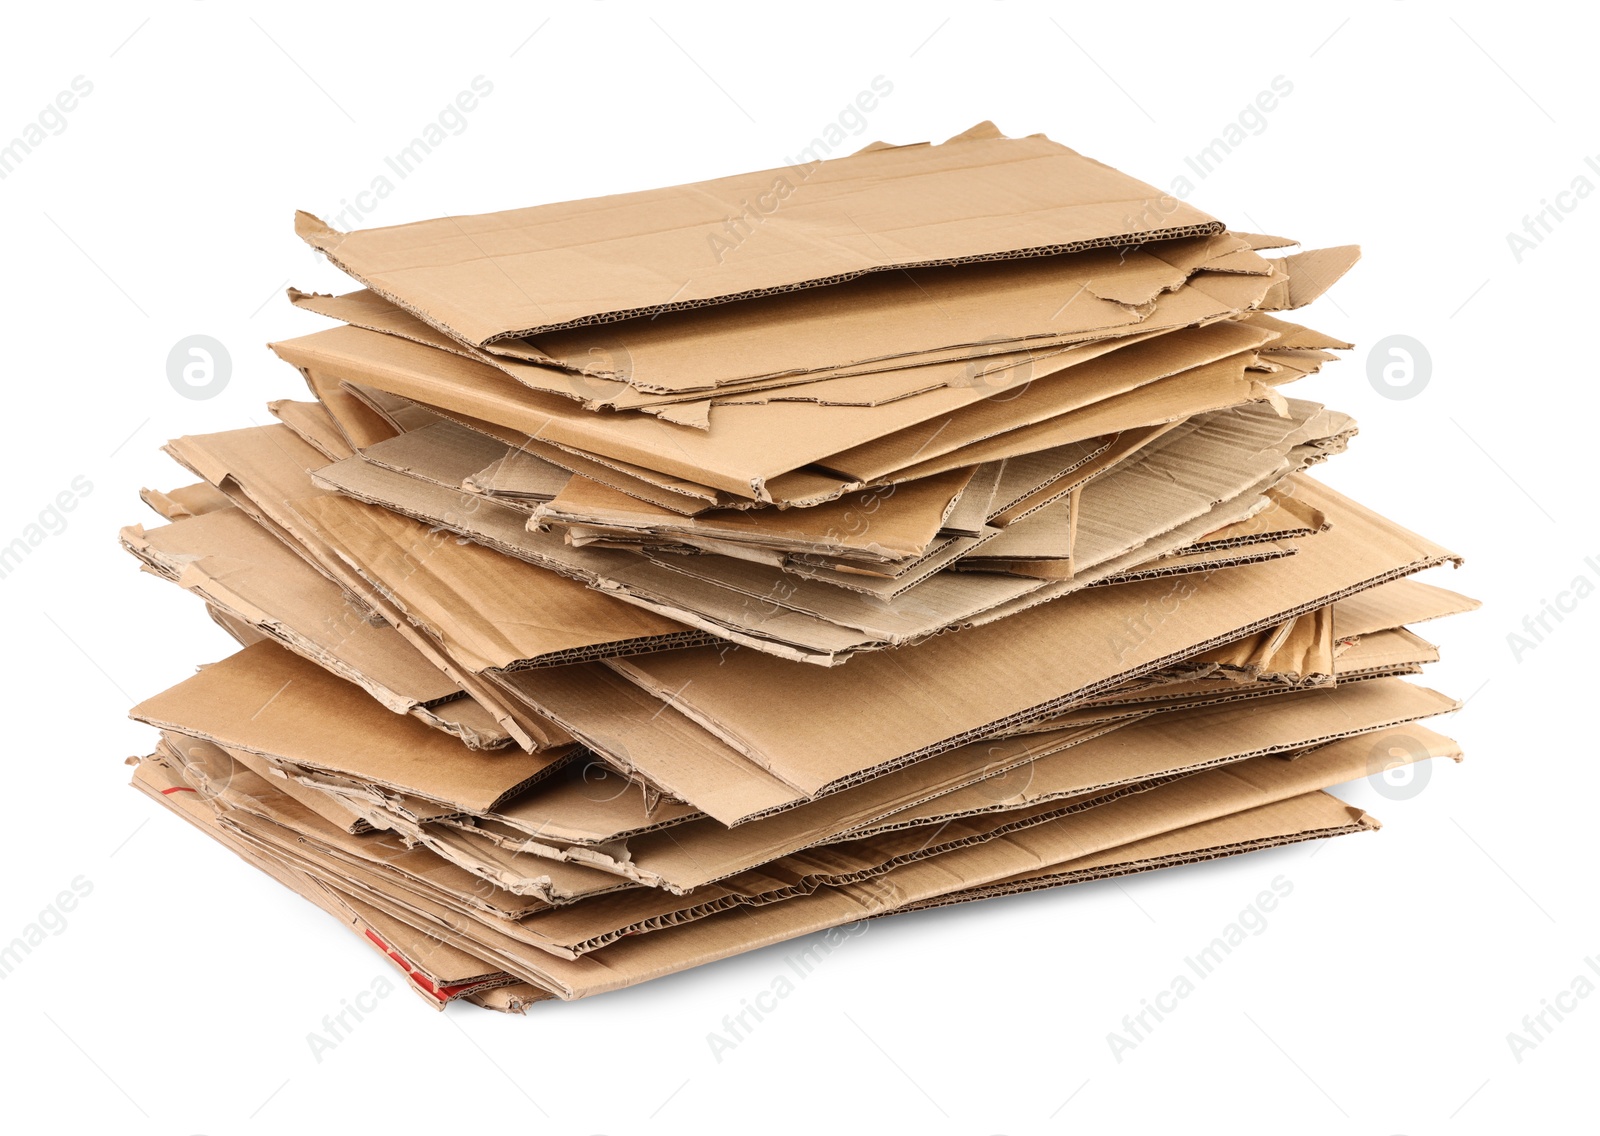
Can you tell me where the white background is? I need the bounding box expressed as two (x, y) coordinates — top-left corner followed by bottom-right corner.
(0, 2), (1591, 1132)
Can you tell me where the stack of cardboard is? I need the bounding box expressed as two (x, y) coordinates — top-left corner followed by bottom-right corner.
(122, 123), (1475, 1011)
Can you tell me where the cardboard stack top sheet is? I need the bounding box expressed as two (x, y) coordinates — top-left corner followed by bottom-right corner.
(121, 122), (1475, 1010)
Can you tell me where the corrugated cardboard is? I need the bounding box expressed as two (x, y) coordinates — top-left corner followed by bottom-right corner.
(130, 640), (571, 815)
(296, 126), (1221, 344)
(603, 478), (1458, 794)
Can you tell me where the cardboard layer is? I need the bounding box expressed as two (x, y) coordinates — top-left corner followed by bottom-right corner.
(289, 490), (713, 673)
(163, 423), (560, 751)
(525, 235), (1271, 392)
(121, 506), (469, 717)
(891, 789), (1373, 914)
(873, 677), (1455, 830)
(130, 640), (571, 815)
(296, 126), (1220, 344)
(534, 466), (977, 565)
(267, 398), (356, 461)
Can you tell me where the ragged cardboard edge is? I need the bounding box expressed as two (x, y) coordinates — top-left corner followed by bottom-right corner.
(156, 733), (373, 836)
(139, 482), (234, 522)
(1233, 232), (1300, 252)
(256, 782), (638, 908)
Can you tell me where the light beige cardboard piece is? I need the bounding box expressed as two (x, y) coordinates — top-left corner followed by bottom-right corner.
(971, 400), (1350, 565)
(1334, 577), (1481, 638)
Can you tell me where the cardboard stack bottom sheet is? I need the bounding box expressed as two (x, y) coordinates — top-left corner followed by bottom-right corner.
(120, 122), (1476, 1011)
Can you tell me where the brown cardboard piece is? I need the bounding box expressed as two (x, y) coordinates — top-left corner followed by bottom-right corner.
(121, 507), (469, 718)
(296, 126), (1221, 345)
(130, 640), (571, 816)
